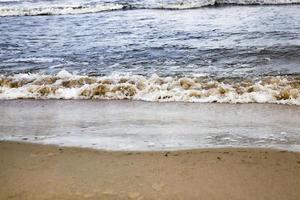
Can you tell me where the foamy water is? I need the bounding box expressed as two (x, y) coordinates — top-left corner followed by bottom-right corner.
(0, 70), (299, 104)
(0, 2), (124, 17)
(0, 4), (299, 103)
(0, 0), (299, 16)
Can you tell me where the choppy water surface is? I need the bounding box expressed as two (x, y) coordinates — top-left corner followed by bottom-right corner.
(0, 2), (300, 103)
(1, 4), (300, 77)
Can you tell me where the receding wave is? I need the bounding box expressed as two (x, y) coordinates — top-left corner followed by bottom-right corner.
(0, 0), (300, 16)
(1, 70), (300, 105)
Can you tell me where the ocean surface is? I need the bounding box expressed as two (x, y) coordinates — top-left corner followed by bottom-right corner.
(0, 1), (300, 104)
(1, 1), (300, 151)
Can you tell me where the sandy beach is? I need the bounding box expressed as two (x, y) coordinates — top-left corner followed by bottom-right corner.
(1, 141), (300, 200)
(1, 1), (300, 200)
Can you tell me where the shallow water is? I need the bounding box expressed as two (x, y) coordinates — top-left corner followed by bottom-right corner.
(1, 100), (300, 151)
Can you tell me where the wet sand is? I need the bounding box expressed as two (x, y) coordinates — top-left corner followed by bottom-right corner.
(1, 141), (300, 200)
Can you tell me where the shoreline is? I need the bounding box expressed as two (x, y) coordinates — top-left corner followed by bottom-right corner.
(1, 100), (300, 151)
(1, 141), (300, 200)
(1, 140), (298, 153)
(1, 139), (299, 153)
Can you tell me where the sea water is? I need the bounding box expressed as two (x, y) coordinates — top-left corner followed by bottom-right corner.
(0, 0), (300, 150)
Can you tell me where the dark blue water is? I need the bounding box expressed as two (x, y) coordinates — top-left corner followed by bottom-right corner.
(0, 3), (300, 78)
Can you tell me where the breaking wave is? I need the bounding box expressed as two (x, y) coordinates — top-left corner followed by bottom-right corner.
(0, 0), (300, 16)
(1, 70), (300, 105)
(0, 3), (124, 16)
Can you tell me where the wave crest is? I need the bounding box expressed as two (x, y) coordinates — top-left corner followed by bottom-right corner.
(0, 0), (300, 16)
(1, 70), (300, 105)
(0, 3), (124, 16)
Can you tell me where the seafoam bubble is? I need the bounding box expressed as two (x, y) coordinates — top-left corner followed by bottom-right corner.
(0, 70), (300, 104)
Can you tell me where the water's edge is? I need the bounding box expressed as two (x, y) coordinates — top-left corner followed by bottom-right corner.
(1, 100), (299, 151)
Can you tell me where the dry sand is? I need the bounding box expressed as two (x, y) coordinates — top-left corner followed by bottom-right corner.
(0, 141), (300, 200)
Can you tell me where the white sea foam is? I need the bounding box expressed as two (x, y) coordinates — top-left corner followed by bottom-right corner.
(0, 70), (300, 105)
(0, 0), (299, 16)
(217, 0), (300, 4)
(3, 57), (64, 63)
(0, 3), (124, 16)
